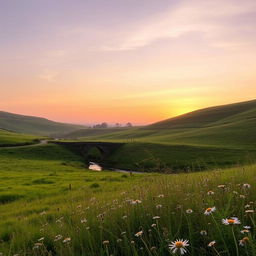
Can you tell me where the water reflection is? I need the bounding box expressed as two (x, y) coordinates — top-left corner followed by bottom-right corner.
(89, 162), (102, 171)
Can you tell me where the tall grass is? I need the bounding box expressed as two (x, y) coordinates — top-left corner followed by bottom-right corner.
(1, 165), (256, 255)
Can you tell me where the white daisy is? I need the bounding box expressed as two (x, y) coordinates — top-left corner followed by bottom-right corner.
(208, 240), (216, 247)
(186, 209), (193, 214)
(239, 237), (249, 246)
(222, 217), (241, 225)
(243, 183), (251, 189)
(204, 207), (216, 215)
(135, 231), (143, 237)
(169, 239), (189, 254)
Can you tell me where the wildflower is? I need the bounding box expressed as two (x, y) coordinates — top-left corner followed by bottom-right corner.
(131, 240), (135, 244)
(153, 216), (160, 220)
(169, 239), (189, 254)
(81, 218), (87, 224)
(150, 246), (157, 251)
(240, 195), (246, 199)
(33, 243), (43, 249)
(121, 231), (126, 236)
(200, 230), (207, 236)
(158, 194), (164, 198)
(244, 226), (251, 229)
(218, 185), (225, 189)
(243, 184), (251, 189)
(207, 191), (214, 195)
(204, 207), (216, 215)
(54, 235), (63, 242)
(103, 240), (109, 245)
(239, 237), (249, 246)
(122, 215), (127, 219)
(63, 237), (71, 243)
(241, 229), (250, 234)
(186, 209), (193, 214)
(245, 209), (254, 213)
(135, 231), (143, 237)
(130, 199), (142, 204)
(222, 217), (241, 225)
(208, 240), (216, 247)
(151, 223), (157, 227)
(156, 204), (162, 209)
(34, 243), (43, 246)
(117, 239), (122, 243)
(245, 204), (251, 208)
(38, 237), (44, 242)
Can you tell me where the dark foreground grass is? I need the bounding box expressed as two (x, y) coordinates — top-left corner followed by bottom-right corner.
(103, 142), (256, 172)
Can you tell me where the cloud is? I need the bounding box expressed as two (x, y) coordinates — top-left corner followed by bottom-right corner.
(101, 0), (256, 51)
(37, 70), (59, 82)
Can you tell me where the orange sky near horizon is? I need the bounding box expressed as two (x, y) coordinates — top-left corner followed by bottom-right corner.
(1, 0), (256, 125)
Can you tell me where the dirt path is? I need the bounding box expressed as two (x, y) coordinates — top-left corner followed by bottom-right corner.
(0, 139), (49, 149)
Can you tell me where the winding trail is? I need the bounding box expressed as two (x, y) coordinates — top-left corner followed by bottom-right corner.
(0, 139), (49, 149)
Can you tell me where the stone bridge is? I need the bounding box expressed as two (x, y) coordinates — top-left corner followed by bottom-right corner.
(52, 141), (124, 159)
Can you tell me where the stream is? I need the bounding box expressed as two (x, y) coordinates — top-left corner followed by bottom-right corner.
(88, 162), (144, 174)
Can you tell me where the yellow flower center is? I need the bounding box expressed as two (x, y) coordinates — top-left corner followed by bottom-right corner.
(243, 237), (249, 243)
(227, 219), (235, 224)
(206, 208), (212, 212)
(175, 241), (184, 248)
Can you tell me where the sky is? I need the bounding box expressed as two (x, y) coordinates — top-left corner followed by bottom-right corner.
(1, 0), (256, 125)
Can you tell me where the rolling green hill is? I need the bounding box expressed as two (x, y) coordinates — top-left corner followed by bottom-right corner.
(0, 111), (86, 136)
(65, 99), (256, 149)
(64, 127), (137, 139)
(148, 99), (256, 129)
(61, 100), (256, 171)
(0, 129), (39, 146)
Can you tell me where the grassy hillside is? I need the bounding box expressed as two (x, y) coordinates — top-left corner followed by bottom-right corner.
(148, 99), (256, 129)
(64, 100), (256, 150)
(60, 100), (256, 171)
(64, 127), (136, 139)
(0, 144), (255, 255)
(103, 143), (255, 172)
(0, 129), (39, 146)
(0, 111), (86, 136)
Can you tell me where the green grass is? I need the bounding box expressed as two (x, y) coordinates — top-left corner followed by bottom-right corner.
(0, 111), (86, 136)
(0, 150), (256, 255)
(0, 129), (39, 146)
(60, 100), (256, 171)
(0, 99), (256, 255)
(63, 99), (256, 150)
(103, 143), (255, 172)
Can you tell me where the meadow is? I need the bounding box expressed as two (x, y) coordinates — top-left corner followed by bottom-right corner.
(61, 101), (256, 172)
(0, 130), (39, 146)
(0, 100), (256, 255)
(0, 142), (255, 255)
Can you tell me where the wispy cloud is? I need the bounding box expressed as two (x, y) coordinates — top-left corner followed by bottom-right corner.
(101, 0), (256, 51)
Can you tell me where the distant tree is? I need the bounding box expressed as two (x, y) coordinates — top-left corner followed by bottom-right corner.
(126, 122), (132, 127)
(115, 123), (121, 127)
(101, 122), (108, 128)
(93, 122), (108, 128)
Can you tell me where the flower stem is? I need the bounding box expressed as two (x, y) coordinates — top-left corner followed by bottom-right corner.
(232, 226), (239, 256)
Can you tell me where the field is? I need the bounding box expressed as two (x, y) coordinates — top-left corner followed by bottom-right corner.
(0, 143), (255, 255)
(0, 100), (256, 255)
(0, 111), (85, 136)
(0, 129), (40, 146)
(61, 100), (256, 172)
